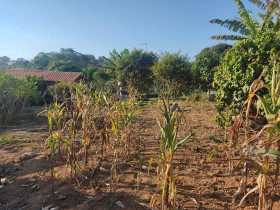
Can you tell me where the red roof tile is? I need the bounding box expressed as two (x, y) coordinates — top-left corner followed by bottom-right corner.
(2, 70), (84, 82)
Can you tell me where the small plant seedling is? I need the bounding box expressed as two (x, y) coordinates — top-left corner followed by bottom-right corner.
(195, 165), (200, 170)
(208, 135), (219, 143)
(108, 200), (115, 209)
(191, 146), (201, 152)
(90, 180), (96, 188)
(31, 146), (38, 150)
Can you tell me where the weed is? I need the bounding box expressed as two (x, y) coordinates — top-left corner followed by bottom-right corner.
(0, 133), (21, 146)
(191, 145), (201, 152)
(108, 200), (115, 209)
(195, 165), (200, 170)
(146, 100), (155, 108)
(208, 135), (219, 143)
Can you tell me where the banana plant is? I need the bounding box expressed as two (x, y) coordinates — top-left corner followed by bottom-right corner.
(210, 0), (279, 41)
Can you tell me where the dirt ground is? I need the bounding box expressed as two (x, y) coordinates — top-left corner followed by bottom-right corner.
(1, 101), (280, 210)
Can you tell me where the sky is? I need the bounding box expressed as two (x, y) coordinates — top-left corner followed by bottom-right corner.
(0, 0), (262, 61)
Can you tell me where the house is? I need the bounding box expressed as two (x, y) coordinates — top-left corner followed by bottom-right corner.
(2, 70), (84, 85)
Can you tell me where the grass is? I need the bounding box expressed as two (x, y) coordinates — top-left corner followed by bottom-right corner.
(0, 132), (21, 146)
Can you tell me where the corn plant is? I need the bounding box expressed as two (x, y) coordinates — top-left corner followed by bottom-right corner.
(100, 91), (113, 156)
(234, 57), (280, 209)
(51, 102), (65, 157)
(120, 90), (138, 157)
(109, 97), (122, 180)
(209, 106), (242, 171)
(47, 109), (58, 195)
(141, 99), (194, 209)
(76, 85), (100, 168)
(65, 104), (81, 183)
(45, 82), (140, 190)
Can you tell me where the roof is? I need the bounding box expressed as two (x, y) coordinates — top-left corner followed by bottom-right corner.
(2, 70), (84, 82)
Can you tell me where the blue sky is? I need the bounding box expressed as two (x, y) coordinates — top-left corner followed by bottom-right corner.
(0, 0), (261, 61)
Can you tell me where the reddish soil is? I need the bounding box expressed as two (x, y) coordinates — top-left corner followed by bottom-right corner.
(1, 101), (280, 210)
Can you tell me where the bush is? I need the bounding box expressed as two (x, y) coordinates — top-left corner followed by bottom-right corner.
(0, 72), (40, 125)
(24, 74), (46, 92)
(213, 31), (280, 112)
(47, 82), (71, 101)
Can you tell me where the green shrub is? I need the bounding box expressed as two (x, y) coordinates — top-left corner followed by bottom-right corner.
(213, 31), (280, 113)
(47, 82), (71, 101)
(0, 72), (40, 124)
(24, 74), (46, 92)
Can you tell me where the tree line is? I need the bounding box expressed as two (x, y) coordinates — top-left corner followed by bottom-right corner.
(0, 44), (231, 98)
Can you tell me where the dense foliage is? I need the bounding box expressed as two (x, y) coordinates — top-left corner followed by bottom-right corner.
(152, 51), (191, 98)
(116, 49), (157, 94)
(47, 82), (71, 101)
(29, 48), (98, 70)
(49, 60), (83, 72)
(0, 72), (40, 124)
(191, 44), (231, 90)
(213, 30), (280, 111)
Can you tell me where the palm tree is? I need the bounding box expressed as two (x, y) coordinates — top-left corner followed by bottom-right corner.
(210, 0), (279, 40)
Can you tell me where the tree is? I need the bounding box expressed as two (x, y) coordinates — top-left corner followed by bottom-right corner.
(0, 56), (11, 68)
(11, 58), (30, 69)
(29, 52), (52, 70)
(29, 48), (98, 70)
(152, 51), (191, 98)
(82, 66), (98, 80)
(53, 48), (97, 67)
(116, 49), (157, 94)
(49, 60), (82, 72)
(210, 0), (279, 40)
(213, 30), (280, 112)
(92, 69), (111, 89)
(192, 44), (232, 90)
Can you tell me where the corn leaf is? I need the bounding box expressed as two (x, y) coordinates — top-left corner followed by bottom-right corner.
(174, 131), (196, 151)
(234, 157), (264, 174)
(250, 149), (280, 159)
